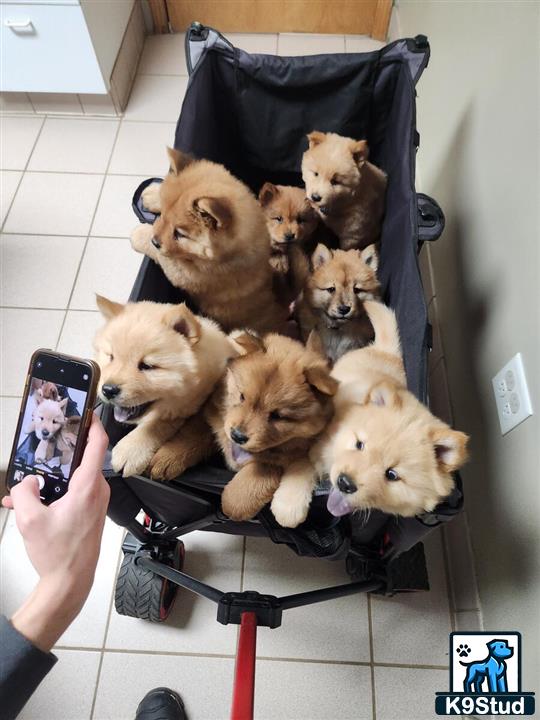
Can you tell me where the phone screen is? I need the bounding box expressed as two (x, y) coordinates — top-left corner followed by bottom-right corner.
(6, 351), (98, 504)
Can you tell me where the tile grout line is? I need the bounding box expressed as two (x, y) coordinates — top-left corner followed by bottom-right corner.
(54, 119), (124, 350)
(1, 232), (130, 239)
(0, 115), (46, 234)
(367, 594), (377, 720)
(89, 535), (126, 720)
(0, 306), (101, 313)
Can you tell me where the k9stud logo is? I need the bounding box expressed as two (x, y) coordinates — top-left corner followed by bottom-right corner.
(435, 632), (535, 715)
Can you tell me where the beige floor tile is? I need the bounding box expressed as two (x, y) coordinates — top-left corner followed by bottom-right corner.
(0, 308), (64, 395)
(93, 652), (235, 720)
(56, 311), (104, 359)
(0, 396), (21, 474)
(1, 514), (124, 648)
(138, 32), (188, 75)
(0, 116), (44, 170)
(255, 659), (372, 720)
(0, 92), (33, 113)
(371, 529), (452, 666)
(18, 649), (101, 720)
(227, 33), (278, 54)
(4, 172), (103, 236)
(0, 234), (85, 308)
(345, 35), (385, 53)
(374, 666), (447, 720)
(243, 537), (370, 662)
(105, 530), (243, 654)
(109, 122), (175, 176)
(0, 170), (22, 225)
(28, 118), (119, 174)
(124, 75), (188, 122)
(28, 93), (84, 115)
(91, 174), (147, 238)
(278, 33), (346, 56)
(70, 237), (143, 310)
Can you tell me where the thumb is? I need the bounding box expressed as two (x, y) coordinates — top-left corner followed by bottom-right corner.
(10, 475), (44, 517)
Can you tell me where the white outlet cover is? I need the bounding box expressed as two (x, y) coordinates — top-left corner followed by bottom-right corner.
(492, 353), (533, 435)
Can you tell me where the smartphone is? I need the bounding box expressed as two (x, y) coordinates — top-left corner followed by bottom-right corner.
(5, 349), (100, 505)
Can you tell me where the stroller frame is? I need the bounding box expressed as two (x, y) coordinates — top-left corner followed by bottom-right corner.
(103, 24), (461, 719)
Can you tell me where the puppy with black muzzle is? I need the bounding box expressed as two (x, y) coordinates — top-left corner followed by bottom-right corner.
(296, 243), (381, 363)
(93, 295), (237, 478)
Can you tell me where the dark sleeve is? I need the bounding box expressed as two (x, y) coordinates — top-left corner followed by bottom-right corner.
(0, 615), (57, 720)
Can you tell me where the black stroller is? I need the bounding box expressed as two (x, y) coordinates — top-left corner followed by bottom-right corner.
(102, 25), (461, 719)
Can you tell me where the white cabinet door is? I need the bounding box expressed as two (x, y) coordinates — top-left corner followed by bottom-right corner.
(1, 3), (106, 93)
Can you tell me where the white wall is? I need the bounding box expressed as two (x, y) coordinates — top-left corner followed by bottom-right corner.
(394, 0), (540, 690)
(81, 0), (135, 87)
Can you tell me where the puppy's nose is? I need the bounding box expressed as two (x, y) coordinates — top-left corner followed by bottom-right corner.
(337, 473), (357, 494)
(311, 193), (321, 203)
(151, 236), (161, 249)
(338, 305), (351, 316)
(230, 427), (248, 445)
(284, 232), (295, 243)
(41, 430), (49, 438)
(101, 383), (120, 400)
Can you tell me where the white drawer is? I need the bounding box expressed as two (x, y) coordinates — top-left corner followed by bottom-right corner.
(0, 3), (106, 93)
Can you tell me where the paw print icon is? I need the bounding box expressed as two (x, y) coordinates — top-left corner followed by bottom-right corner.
(456, 643), (471, 658)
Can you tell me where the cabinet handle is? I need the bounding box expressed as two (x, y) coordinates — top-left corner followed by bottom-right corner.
(4, 19), (33, 29)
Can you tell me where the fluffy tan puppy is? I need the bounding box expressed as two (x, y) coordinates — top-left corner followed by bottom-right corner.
(93, 295), (237, 478)
(301, 131), (387, 250)
(296, 243), (380, 363)
(271, 301), (469, 527)
(131, 148), (288, 333)
(28, 397), (68, 464)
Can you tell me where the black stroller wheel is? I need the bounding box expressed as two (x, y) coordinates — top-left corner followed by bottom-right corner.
(114, 541), (185, 622)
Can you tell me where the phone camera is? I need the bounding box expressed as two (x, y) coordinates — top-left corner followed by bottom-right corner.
(36, 361), (43, 368)
(83, 373), (89, 381)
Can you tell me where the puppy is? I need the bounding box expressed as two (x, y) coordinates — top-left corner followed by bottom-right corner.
(149, 332), (337, 520)
(56, 416), (81, 467)
(93, 295), (237, 478)
(28, 397), (68, 464)
(131, 148), (288, 334)
(302, 131), (387, 250)
(271, 301), (469, 527)
(296, 243), (380, 363)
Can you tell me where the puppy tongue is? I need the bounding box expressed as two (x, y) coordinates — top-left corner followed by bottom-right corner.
(231, 442), (253, 465)
(113, 406), (132, 423)
(327, 488), (352, 517)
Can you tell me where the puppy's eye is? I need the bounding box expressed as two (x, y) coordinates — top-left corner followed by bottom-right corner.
(326, 287), (336, 294)
(273, 216), (283, 224)
(107, 353), (114, 362)
(174, 228), (187, 241)
(385, 468), (399, 481)
(138, 361), (154, 371)
(269, 410), (285, 421)
(297, 216), (305, 225)
(313, 171), (319, 177)
(355, 440), (365, 450)
(353, 287), (363, 295)
(239, 393), (245, 402)
(330, 178), (340, 186)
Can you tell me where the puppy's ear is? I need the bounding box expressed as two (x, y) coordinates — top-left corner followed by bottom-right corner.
(360, 244), (378, 272)
(259, 182), (279, 206)
(58, 397), (68, 411)
(366, 381), (401, 408)
(351, 139), (369, 165)
(231, 331), (265, 356)
(430, 426), (469, 473)
(96, 295), (124, 319)
(167, 147), (194, 175)
(311, 243), (333, 269)
(306, 330), (325, 358)
(170, 305), (201, 345)
(307, 131), (326, 148)
(194, 197), (233, 229)
(305, 366), (338, 396)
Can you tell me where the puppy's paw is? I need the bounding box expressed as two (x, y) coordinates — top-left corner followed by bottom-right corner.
(221, 485), (259, 522)
(148, 447), (188, 482)
(112, 435), (154, 478)
(271, 485), (311, 528)
(130, 223), (154, 254)
(141, 182), (162, 213)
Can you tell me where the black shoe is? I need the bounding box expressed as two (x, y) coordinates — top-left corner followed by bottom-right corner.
(135, 687), (187, 720)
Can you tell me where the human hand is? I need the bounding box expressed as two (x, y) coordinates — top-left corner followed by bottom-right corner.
(3, 414), (110, 651)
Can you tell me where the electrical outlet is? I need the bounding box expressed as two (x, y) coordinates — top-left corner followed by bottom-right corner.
(492, 353), (533, 435)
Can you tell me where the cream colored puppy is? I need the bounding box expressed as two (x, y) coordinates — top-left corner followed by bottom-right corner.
(94, 296), (237, 478)
(271, 301), (469, 527)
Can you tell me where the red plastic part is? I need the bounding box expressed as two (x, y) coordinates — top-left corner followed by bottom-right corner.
(230, 612), (257, 720)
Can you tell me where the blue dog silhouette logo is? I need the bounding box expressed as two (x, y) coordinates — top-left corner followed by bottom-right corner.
(458, 638), (513, 693)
